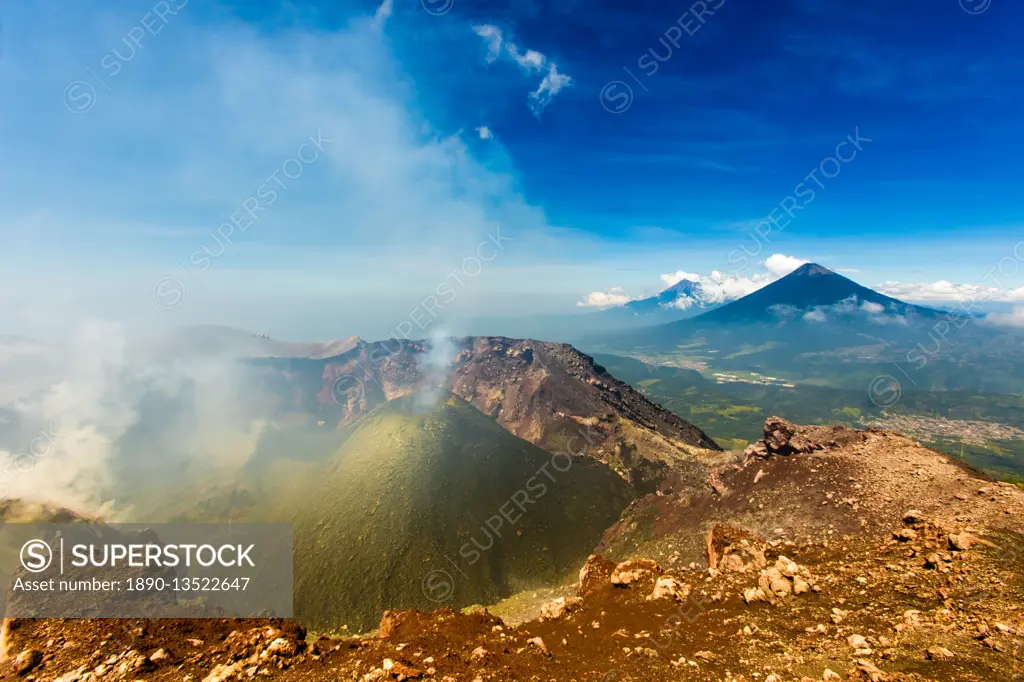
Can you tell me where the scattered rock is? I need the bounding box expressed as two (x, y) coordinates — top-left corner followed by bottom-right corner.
(709, 471), (728, 495)
(527, 637), (550, 657)
(706, 524), (768, 573)
(610, 559), (663, 586)
(114, 650), (155, 677)
(387, 660), (423, 678)
(744, 587), (768, 604)
(264, 637), (298, 658)
(648, 575), (691, 602)
(902, 510), (925, 525)
(14, 649), (42, 676)
(775, 555), (799, 578)
(744, 440), (770, 459)
(948, 533), (973, 551)
(540, 596), (581, 620)
(578, 554), (617, 596)
(202, 662), (245, 682)
(926, 646), (955, 660)
(378, 610), (405, 639)
(761, 416), (822, 456)
(721, 553), (748, 572)
(759, 568), (793, 599)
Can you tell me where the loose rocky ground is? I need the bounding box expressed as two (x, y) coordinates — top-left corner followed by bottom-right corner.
(3, 419), (1023, 681)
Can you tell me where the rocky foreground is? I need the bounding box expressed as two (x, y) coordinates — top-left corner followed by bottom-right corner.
(3, 419), (1024, 681)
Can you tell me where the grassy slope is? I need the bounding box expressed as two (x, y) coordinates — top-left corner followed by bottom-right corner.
(154, 395), (633, 632)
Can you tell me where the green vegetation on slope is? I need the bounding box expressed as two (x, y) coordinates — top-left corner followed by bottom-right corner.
(163, 394), (633, 632)
(595, 353), (1024, 482)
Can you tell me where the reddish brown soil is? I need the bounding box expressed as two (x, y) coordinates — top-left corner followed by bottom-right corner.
(3, 420), (1024, 682)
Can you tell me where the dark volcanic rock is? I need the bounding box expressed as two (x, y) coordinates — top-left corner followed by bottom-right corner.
(248, 336), (721, 492)
(746, 416), (825, 459)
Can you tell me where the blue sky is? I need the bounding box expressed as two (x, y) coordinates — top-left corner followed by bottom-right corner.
(1, 0), (1023, 340)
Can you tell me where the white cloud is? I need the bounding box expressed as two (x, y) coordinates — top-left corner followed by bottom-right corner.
(667, 295), (697, 310)
(709, 269), (770, 299)
(660, 270), (701, 287)
(576, 287), (632, 308)
(803, 309), (827, 322)
(764, 254), (808, 277)
(652, 269), (769, 309)
(877, 280), (1024, 304)
(373, 0), (393, 27)
(473, 24), (571, 117)
(507, 44), (546, 72)
(528, 63), (572, 118)
(769, 304), (799, 320)
(870, 313), (908, 326)
(476, 126), (493, 140)
(473, 24), (504, 63)
(986, 306), (1024, 327)
(794, 296), (907, 325)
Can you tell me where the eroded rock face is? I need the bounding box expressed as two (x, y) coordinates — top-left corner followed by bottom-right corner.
(251, 337), (721, 491)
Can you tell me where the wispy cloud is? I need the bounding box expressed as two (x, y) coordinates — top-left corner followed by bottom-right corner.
(472, 23), (572, 117)
(877, 280), (1024, 304)
(986, 306), (1024, 328)
(508, 44), (545, 72)
(373, 0), (393, 28)
(473, 24), (503, 63)
(528, 63), (572, 118)
(801, 296), (906, 325)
